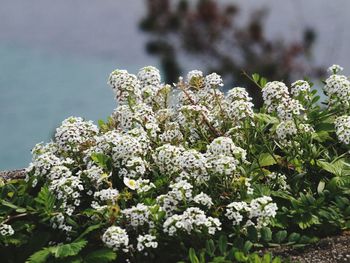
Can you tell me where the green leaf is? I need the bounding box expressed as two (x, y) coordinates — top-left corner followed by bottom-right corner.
(258, 153), (277, 167)
(247, 226), (258, 242)
(26, 247), (52, 263)
(261, 227), (272, 242)
(54, 240), (88, 258)
(91, 153), (109, 169)
(74, 224), (102, 241)
(188, 248), (200, 263)
(288, 233), (301, 243)
(205, 240), (216, 257)
(254, 113), (279, 124)
(243, 241), (253, 253)
(35, 186), (55, 216)
(262, 253), (272, 263)
(315, 122), (334, 132)
(84, 249), (117, 263)
(218, 235), (228, 254)
(1, 200), (21, 210)
(234, 251), (248, 262)
(252, 73), (260, 83)
(260, 77), (267, 87)
(272, 257), (282, 263)
(317, 180), (326, 194)
(317, 159), (349, 177)
(274, 230), (287, 244)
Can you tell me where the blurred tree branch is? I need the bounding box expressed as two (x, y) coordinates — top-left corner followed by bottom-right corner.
(140, 0), (323, 106)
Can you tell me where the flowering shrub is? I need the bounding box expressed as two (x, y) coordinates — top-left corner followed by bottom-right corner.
(1, 65), (350, 262)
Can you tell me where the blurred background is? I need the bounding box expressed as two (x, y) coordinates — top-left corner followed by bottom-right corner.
(0, 0), (349, 170)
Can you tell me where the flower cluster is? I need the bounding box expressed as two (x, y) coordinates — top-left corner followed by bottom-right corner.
(163, 207), (221, 236)
(262, 81), (290, 113)
(102, 226), (129, 252)
(0, 224), (14, 236)
(121, 203), (152, 228)
(225, 87), (254, 124)
(324, 73), (350, 108)
(291, 80), (311, 98)
(225, 196), (278, 229)
(108, 70), (141, 105)
(136, 234), (158, 251)
(55, 117), (98, 153)
(335, 115), (350, 144)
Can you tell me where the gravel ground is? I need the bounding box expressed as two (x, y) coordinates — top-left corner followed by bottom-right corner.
(269, 232), (350, 263)
(0, 169), (26, 181)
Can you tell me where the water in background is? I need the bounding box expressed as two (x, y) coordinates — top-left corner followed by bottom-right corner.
(0, 0), (350, 169)
(0, 44), (118, 169)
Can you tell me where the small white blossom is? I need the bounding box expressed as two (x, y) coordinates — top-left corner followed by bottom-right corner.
(328, 64), (344, 74)
(193, 192), (213, 208)
(335, 115), (350, 144)
(0, 223), (14, 236)
(137, 234), (158, 251)
(262, 81), (289, 113)
(163, 207), (221, 236)
(102, 226), (129, 252)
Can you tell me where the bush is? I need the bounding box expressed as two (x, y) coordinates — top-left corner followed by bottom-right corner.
(1, 65), (350, 262)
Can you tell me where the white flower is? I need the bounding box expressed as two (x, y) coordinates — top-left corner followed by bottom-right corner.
(335, 115), (350, 144)
(276, 98), (304, 121)
(163, 207), (221, 236)
(262, 81), (289, 113)
(137, 234), (158, 251)
(226, 196), (277, 229)
(291, 80), (311, 98)
(123, 177), (139, 190)
(327, 64), (344, 74)
(108, 69), (141, 104)
(324, 74), (350, 108)
(0, 224), (14, 236)
(187, 70), (204, 84)
(94, 189), (119, 203)
(207, 137), (246, 162)
(193, 192), (213, 208)
(122, 204), (152, 227)
(102, 226), (129, 252)
(205, 73), (224, 88)
(55, 117), (98, 153)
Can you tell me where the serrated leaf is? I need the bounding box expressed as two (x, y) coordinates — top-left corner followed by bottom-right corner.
(84, 249), (117, 263)
(35, 186), (55, 215)
(26, 247), (52, 263)
(54, 240), (88, 258)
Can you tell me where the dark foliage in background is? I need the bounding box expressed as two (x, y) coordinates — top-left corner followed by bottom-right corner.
(140, 0), (323, 105)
